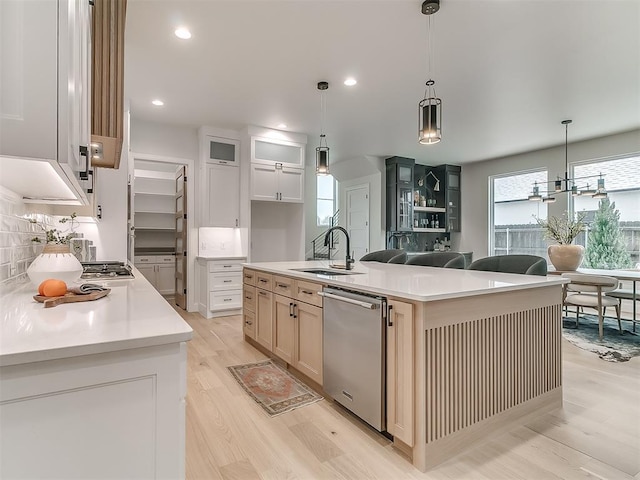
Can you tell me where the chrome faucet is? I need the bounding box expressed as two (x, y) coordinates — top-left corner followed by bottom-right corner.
(324, 226), (354, 270)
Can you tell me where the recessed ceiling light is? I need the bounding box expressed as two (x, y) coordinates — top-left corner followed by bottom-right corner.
(344, 77), (357, 86)
(277, 123), (288, 129)
(174, 27), (191, 40)
(152, 99), (164, 106)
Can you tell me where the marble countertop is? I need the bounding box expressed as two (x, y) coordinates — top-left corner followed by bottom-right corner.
(0, 268), (193, 367)
(244, 260), (567, 302)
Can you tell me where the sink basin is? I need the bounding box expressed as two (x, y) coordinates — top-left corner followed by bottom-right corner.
(289, 268), (363, 276)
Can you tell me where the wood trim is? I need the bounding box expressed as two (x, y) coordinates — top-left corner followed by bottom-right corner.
(91, 0), (126, 168)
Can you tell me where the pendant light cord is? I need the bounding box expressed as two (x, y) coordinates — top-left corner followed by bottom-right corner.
(320, 88), (327, 147)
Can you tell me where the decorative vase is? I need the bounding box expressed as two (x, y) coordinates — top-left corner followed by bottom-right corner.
(548, 244), (585, 271)
(27, 244), (83, 286)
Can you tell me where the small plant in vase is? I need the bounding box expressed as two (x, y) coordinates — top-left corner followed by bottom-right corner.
(27, 213), (83, 286)
(535, 212), (586, 271)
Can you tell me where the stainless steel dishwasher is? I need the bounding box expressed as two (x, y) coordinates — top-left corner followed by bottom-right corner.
(320, 286), (387, 432)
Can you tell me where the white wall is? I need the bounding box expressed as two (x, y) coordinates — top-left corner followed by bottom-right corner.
(130, 118), (198, 160)
(251, 202), (304, 262)
(460, 129), (640, 259)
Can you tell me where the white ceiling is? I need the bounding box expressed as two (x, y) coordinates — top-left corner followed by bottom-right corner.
(124, 0), (640, 165)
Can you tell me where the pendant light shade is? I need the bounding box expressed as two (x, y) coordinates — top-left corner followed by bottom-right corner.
(419, 1), (442, 145)
(316, 81), (330, 176)
(419, 81), (442, 144)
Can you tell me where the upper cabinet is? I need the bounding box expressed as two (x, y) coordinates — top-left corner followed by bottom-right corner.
(386, 157), (415, 232)
(437, 164), (461, 232)
(249, 128), (306, 203)
(0, 0), (92, 204)
(198, 128), (241, 227)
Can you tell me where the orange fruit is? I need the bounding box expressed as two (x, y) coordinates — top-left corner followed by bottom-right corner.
(40, 279), (67, 297)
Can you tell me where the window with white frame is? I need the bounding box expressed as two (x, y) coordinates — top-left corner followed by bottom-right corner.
(571, 155), (640, 267)
(490, 170), (548, 257)
(317, 175), (335, 227)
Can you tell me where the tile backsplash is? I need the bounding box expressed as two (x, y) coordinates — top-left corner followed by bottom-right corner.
(0, 191), (52, 285)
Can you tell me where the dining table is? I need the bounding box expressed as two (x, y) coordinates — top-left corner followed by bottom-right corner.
(549, 267), (640, 329)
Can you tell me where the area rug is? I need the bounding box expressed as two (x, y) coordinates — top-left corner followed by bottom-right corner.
(562, 314), (640, 362)
(227, 360), (323, 416)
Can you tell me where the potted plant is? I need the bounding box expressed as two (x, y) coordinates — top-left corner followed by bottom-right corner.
(535, 212), (586, 271)
(26, 214), (83, 286)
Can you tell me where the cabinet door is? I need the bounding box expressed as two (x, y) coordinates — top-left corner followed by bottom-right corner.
(156, 264), (175, 295)
(206, 163), (240, 227)
(294, 301), (323, 385)
(136, 264), (156, 287)
(273, 294), (295, 364)
(250, 163), (278, 201)
(205, 136), (239, 166)
(255, 289), (273, 351)
(0, 0), (57, 160)
(252, 138), (304, 168)
(397, 186), (414, 232)
(243, 309), (256, 339)
(446, 188), (460, 232)
(386, 299), (414, 446)
(279, 166), (304, 203)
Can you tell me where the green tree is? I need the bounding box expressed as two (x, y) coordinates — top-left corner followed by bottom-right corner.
(583, 198), (632, 269)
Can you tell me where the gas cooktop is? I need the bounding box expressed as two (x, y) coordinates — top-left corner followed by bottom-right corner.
(81, 262), (134, 279)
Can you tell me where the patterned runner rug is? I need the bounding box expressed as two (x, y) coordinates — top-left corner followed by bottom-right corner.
(227, 360), (323, 416)
(563, 314), (640, 362)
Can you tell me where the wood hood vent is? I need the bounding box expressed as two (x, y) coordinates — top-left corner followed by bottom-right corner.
(91, 0), (127, 169)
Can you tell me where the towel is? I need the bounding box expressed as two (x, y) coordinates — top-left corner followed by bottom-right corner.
(68, 283), (109, 295)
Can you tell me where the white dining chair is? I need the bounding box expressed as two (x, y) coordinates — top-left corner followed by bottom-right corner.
(561, 273), (622, 340)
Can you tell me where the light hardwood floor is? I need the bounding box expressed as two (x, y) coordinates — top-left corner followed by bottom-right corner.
(179, 308), (640, 480)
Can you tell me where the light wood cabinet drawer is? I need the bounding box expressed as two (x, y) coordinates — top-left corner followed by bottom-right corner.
(243, 285), (256, 312)
(256, 272), (273, 291)
(209, 272), (242, 291)
(295, 280), (323, 307)
(243, 309), (256, 339)
(209, 260), (243, 273)
(209, 291), (242, 309)
(273, 275), (294, 297)
(243, 268), (257, 286)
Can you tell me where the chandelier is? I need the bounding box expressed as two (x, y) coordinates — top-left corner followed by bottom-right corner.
(528, 120), (607, 203)
(418, 0), (442, 145)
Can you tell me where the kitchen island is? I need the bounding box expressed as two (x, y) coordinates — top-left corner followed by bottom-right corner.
(242, 260), (567, 471)
(0, 271), (192, 479)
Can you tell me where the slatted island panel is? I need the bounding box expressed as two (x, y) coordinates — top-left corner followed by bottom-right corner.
(413, 285), (563, 470)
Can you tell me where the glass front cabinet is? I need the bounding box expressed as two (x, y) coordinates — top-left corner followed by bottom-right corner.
(386, 157), (415, 232)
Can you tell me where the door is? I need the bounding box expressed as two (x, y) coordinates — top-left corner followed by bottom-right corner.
(174, 166), (187, 309)
(273, 294), (295, 364)
(346, 185), (370, 261)
(250, 163), (278, 201)
(295, 301), (323, 385)
(206, 163), (239, 227)
(279, 166), (304, 203)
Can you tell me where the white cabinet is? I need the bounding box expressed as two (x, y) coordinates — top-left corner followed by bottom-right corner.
(0, 342), (187, 479)
(203, 136), (239, 166)
(250, 163), (304, 203)
(0, 0), (91, 204)
(251, 137), (304, 168)
(197, 257), (246, 318)
(205, 163), (240, 227)
(135, 256), (176, 295)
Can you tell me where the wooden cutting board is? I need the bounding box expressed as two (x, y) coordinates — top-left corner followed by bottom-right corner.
(33, 289), (111, 308)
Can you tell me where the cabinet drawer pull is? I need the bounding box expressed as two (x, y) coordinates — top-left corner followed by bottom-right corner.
(301, 290), (313, 295)
(223, 298), (233, 302)
(245, 295), (252, 300)
(259, 279), (268, 283)
(258, 291), (267, 296)
(223, 265), (232, 268)
(223, 280), (232, 283)
(245, 320), (252, 325)
(277, 283), (288, 289)
(244, 274), (253, 279)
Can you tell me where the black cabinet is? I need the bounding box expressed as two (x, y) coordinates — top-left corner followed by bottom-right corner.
(386, 157), (415, 232)
(436, 164), (461, 232)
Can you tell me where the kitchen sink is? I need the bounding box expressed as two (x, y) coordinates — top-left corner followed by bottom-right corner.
(289, 268), (363, 276)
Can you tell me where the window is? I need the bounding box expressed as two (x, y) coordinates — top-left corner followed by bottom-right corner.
(571, 155), (640, 266)
(490, 170), (548, 257)
(317, 175), (335, 226)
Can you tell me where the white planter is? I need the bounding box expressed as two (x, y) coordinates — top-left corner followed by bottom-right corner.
(548, 244), (585, 271)
(27, 244), (83, 286)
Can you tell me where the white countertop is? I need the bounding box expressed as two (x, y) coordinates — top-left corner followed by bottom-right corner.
(196, 256), (247, 261)
(0, 269), (193, 367)
(245, 260), (567, 302)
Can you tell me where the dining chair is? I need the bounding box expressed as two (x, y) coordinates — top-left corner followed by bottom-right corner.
(561, 273), (622, 340)
(405, 252), (465, 269)
(360, 249), (405, 263)
(606, 287), (638, 332)
(467, 255), (547, 276)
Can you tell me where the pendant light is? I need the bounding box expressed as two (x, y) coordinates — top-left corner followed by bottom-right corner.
(316, 81), (330, 175)
(418, 0), (442, 145)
